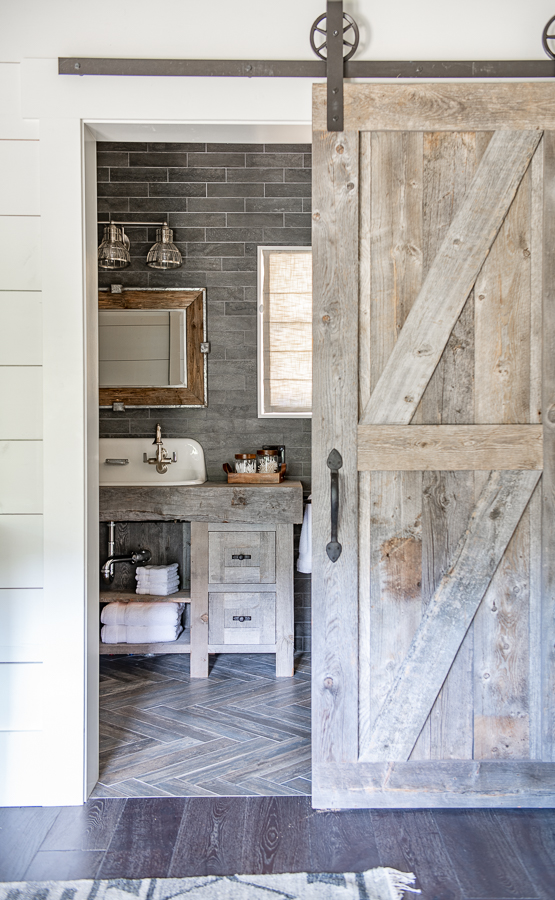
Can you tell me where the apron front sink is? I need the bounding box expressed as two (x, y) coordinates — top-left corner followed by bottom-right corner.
(99, 437), (207, 486)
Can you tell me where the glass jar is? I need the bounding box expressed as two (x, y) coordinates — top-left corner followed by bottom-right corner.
(264, 445), (285, 467)
(257, 449), (280, 474)
(235, 453), (257, 474)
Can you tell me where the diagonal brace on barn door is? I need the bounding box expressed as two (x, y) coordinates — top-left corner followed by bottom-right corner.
(359, 130), (542, 427)
(361, 468), (541, 762)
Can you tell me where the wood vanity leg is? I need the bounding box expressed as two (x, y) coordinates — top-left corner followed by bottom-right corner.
(190, 521), (209, 677)
(275, 523), (295, 677)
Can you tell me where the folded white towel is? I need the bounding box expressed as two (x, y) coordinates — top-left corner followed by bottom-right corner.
(297, 496), (312, 574)
(101, 623), (183, 643)
(136, 578), (179, 589)
(136, 574), (179, 585)
(101, 601), (185, 627)
(136, 564), (178, 577)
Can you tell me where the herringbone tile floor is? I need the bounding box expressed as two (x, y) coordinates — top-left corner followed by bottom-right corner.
(92, 652), (311, 798)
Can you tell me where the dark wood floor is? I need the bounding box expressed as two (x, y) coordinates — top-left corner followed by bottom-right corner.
(1, 796), (555, 898)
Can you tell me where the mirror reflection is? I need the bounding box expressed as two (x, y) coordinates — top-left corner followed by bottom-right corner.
(99, 309), (187, 388)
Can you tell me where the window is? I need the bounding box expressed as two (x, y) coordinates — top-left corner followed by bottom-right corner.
(257, 246), (312, 418)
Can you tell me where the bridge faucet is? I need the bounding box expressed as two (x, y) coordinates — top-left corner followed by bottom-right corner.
(143, 423), (177, 474)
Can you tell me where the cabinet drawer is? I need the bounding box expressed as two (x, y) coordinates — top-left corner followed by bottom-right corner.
(208, 592), (276, 645)
(208, 531), (275, 584)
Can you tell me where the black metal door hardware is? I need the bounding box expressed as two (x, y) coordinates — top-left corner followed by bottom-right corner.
(232, 554), (251, 560)
(58, 6), (555, 133)
(233, 616), (252, 622)
(326, 449), (343, 563)
(310, 1), (358, 130)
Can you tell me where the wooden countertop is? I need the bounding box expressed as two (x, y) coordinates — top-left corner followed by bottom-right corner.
(99, 479), (304, 524)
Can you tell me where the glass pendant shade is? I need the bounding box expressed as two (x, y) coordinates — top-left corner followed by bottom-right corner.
(98, 224), (130, 270)
(146, 224), (182, 270)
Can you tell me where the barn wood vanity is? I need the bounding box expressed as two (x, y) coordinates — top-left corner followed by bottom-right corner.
(99, 481), (304, 677)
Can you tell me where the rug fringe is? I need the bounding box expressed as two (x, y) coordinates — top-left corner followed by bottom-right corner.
(363, 867), (421, 900)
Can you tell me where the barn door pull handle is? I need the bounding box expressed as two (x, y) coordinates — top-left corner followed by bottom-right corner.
(326, 449), (343, 562)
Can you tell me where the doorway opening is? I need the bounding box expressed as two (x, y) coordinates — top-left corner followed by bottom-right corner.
(87, 125), (313, 798)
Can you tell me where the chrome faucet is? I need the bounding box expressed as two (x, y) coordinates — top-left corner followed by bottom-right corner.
(143, 423), (176, 474)
(101, 522), (151, 584)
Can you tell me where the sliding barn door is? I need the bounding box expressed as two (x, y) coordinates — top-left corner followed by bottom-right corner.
(312, 83), (555, 807)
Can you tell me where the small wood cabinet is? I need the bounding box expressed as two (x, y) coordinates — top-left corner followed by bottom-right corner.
(192, 522), (295, 678)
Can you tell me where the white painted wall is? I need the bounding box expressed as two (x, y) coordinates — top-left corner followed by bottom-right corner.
(0, 0), (553, 805)
(1, 0), (554, 60)
(0, 64), (43, 807)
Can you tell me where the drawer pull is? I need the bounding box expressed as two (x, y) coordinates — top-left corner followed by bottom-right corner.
(232, 554), (251, 560)
(233, 615), (252, 622)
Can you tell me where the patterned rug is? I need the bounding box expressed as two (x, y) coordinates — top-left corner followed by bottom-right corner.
(0, 869), (419, 900)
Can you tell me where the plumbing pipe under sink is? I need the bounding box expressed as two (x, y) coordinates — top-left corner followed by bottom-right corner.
(101, 520), (151, 584)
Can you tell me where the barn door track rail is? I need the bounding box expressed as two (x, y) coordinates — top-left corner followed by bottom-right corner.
(59, 3), (555, 131)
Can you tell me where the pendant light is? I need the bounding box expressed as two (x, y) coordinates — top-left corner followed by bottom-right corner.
(97, 223), (130, 270)
(98, 218), (182, 270)
(146, 222), (182, 270)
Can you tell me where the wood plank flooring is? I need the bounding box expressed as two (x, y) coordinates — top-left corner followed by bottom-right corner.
(93, 652), (312, 798)
(2, 796), (555, 897)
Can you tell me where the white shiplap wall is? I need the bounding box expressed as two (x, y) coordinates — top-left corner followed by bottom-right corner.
(0, 63), (44, 805)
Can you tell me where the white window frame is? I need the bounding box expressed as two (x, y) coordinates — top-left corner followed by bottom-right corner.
(257, 245), (313, 418)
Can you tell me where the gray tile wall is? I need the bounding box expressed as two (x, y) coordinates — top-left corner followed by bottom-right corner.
(97, 142), (312, 650)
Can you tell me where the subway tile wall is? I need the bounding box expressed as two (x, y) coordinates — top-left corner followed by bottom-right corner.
(97, 142), (312, 650)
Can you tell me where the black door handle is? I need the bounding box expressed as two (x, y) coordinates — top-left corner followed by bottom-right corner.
(326, 449), (343, 562)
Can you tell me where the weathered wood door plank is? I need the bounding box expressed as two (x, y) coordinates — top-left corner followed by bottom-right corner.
(362, 468), (541, 762)
(313, 83), (555, 132)
(359, 132), (424, 757)
(358, 424), (543, 471)
(314, 760), (555, 809)
(312, 130), (360, 765)
(541, 132), (555, 762)
(473, 139), (536, 761)
(360, 130), (542, 427)
(415, 131), (482, 761)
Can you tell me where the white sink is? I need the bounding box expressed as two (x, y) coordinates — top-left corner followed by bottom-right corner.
(99, 437), (207, 486)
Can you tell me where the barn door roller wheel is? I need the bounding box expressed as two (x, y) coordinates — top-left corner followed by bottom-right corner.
(309, 9), (360, 61)
(543, 15), (555, 59)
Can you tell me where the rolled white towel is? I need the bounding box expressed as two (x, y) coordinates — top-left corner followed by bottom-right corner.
(101, 623), (183, 643)
(297, 496), (312, 574)
(101, 601), (185, 627)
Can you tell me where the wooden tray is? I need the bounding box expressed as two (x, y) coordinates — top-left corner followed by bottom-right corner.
(223, 463), (286, 484)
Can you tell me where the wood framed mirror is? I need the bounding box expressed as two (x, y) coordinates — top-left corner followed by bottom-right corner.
(98, 288), (207, 408)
